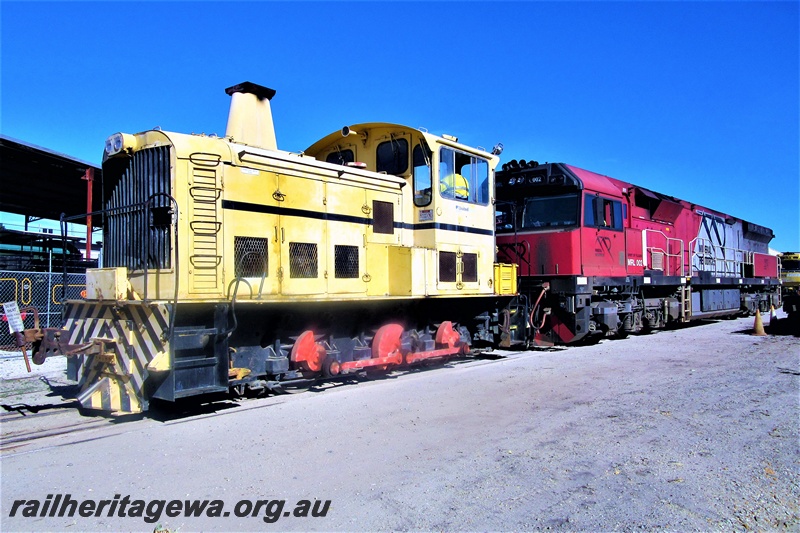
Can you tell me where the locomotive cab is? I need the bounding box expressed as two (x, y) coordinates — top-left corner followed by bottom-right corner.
(306, 124), (500, 294)
(496, 162), (629, 279)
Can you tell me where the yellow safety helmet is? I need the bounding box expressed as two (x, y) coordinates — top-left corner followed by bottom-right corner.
(440, 173), (469, 199)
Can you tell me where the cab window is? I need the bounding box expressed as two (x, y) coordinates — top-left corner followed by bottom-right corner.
(522, 193), (579, 229)
(413, 144), (432, 207)
(376, 138), (408, 175)
(326, 149), (354, 165)
(584, 194), (623, 230)
(438, 147), (489, 205)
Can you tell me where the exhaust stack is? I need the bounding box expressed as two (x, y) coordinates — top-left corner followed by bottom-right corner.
(224, 82), (278, 150)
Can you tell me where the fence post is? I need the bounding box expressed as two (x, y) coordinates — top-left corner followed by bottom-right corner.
(47, 250), (53, 328)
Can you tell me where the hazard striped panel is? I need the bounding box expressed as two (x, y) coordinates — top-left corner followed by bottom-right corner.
(64, 301), (170, 413)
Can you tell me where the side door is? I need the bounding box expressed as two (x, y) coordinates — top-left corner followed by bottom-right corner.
(324, 180), (369, 295)
(222, 166), (281, 300)
(434, 146), (494, 292)
(277, 172), (327, 295)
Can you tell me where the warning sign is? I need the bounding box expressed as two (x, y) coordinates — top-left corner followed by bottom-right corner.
(2, 301), (24, 333)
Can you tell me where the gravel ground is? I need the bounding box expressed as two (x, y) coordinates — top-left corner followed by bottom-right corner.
(0, 313), (798, 532)
(0, 353), (76, 406)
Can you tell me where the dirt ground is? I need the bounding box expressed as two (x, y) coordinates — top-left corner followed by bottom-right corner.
(1, 313), (798, 531)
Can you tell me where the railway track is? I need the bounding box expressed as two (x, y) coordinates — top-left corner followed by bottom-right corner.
(0, 402), (114, 454)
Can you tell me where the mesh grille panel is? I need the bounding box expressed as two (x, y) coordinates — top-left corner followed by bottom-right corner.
(439, 251), (457, 282)
(372, 200), (394, 234)
(289, 242), (318, 278)
(334, 245), (359, 278)
(463, 253), (478, 282)
(234, 237), (268, 278)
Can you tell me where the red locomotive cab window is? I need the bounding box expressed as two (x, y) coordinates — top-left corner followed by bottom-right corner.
(521, 193), (579, 229)
(584, 194), (623, 230)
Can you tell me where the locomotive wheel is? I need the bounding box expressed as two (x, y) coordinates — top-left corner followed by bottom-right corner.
(372, 323), (405, 365)
(290, 330), (326, 373)
(435, 321), (460, 349)
(323, 357), (341, 378)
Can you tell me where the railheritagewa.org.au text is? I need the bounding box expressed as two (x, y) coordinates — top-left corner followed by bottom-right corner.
(8, 494), (331, 524)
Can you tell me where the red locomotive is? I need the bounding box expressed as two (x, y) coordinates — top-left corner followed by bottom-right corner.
(494, 160), (781, 346)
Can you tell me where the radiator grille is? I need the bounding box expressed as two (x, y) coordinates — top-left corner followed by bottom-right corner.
(103, 146), (172, 270)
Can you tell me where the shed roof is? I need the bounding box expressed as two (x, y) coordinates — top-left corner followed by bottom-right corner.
(0, 135), (103, 227)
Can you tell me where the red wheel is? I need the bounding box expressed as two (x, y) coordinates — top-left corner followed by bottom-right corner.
(435, 321), (460, 348)
(372, 323), (405, 365)
(290, 330), (326, 373)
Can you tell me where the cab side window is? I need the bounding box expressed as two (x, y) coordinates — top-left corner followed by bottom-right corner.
(584, 194), (623, 230)
(438, 147), (489, 205)
(413, 144), (432, 207)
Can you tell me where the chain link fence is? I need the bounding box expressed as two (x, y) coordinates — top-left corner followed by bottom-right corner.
(0, 270), (86, 350)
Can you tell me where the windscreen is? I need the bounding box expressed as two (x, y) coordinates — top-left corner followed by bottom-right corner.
(521, 193), (579, 230)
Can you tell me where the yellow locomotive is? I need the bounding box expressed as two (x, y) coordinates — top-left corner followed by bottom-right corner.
(33, 82), (516, 412)
(780, 251), (800, 321)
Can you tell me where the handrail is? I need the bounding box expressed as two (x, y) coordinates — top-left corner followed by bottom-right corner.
(642, 229), (685, 277)
(497, 240), (531, 275)
(688, 237), (755, 278)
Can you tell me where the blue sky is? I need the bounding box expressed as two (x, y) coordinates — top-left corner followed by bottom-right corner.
(1, 1), (798, 251)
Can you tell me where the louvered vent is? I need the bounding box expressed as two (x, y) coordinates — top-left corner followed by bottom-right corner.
(103, 146), (172, 270)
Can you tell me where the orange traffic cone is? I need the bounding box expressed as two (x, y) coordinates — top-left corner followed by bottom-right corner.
(769, 304), (777, 322)
(752, 309), (767, 336)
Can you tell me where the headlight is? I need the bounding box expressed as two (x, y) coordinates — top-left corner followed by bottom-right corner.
(104, 133), (135, 156)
